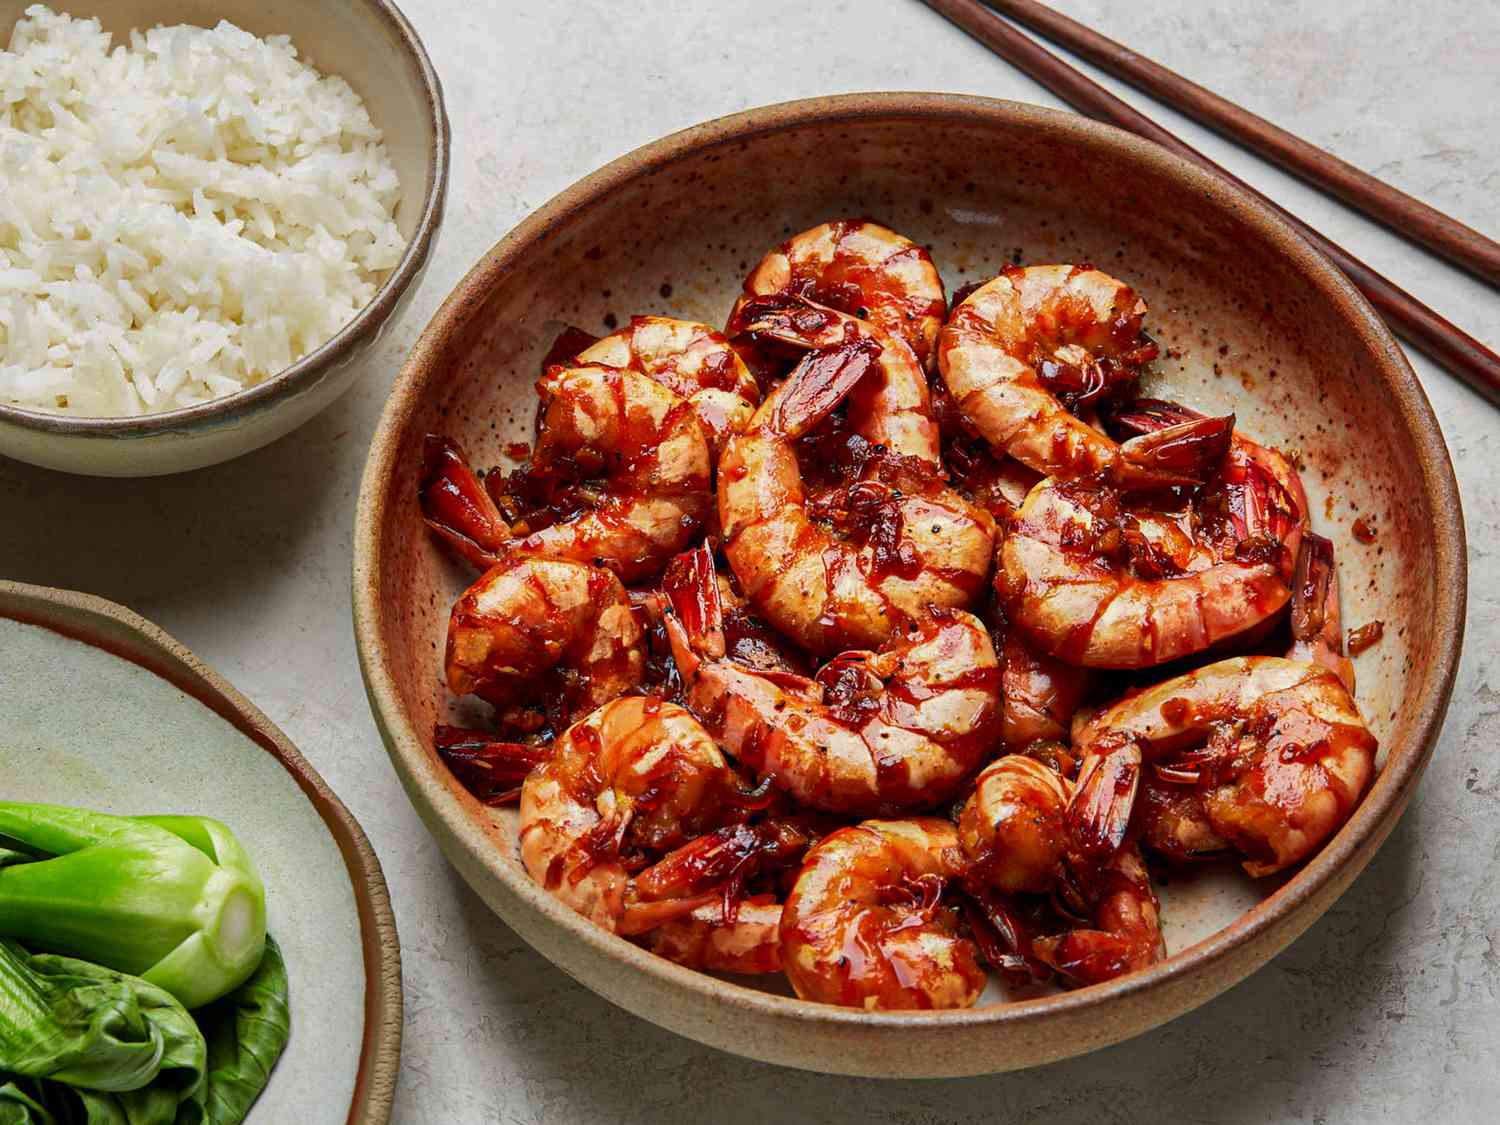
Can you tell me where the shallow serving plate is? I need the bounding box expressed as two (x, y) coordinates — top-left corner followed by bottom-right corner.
(0, 582), (402, 1121)
(0, 0), (448, 477)
(352, 93), (1465, 1076)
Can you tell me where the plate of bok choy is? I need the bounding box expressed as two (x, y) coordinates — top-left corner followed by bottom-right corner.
(0, 582), (400, 1123)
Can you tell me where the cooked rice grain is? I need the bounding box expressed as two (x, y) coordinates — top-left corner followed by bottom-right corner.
(0, 5), (406, 415)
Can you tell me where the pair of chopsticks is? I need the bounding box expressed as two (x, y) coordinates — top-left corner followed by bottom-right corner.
(920, 0), (1500, 406)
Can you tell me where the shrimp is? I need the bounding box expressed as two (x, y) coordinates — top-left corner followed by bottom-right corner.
(717, 306), (995, 654)
(663, 545), (1003, 815)
(420, 364), (712, 583)
(1129, 532), (1358, 864)
(1032, 841), (1166, 986)
(732, 219), (947, 370)
(955, 755), (1165, 985)
(517, 697), (766, 932)
(1069, 656), (1378, 876)
(779, 818), (988, 1009)
(571, 316), (760, 453)
(938, 265), (1160, 480)
(999, 627), (1092, 753)
(997, 415), (1307, 668)
(957, 754), (1070, 895)
(441, 555), (644, 725)
(643, 898), (785, 974)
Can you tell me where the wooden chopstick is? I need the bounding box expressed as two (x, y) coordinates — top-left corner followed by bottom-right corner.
(919, 0), (1500, 406)
(984, 0), (1500, 290)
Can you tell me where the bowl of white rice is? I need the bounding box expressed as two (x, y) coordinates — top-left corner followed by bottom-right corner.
(0, 1), (447, 476)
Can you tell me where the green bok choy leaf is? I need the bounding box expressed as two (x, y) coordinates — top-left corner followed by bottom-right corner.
(0, 940), (290, 1125)
(0, 806), (265, 1010)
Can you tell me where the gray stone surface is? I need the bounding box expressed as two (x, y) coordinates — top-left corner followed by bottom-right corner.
(2, 1), (1496, 1121)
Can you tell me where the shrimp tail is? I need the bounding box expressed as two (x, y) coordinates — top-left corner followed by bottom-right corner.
(1068, 744), (1142, 860)
(631, 820), (809, 910)
(1110, 397), (1206, 433)
(963, 887), (1053, 986)
(420, 434), (509, 569)
(433, 725), (552, 805)
(1290, 532), (1355, 691)
(768, 338), (883, 439)
(1116, 412), (1235, 489)
(1031, 930), (1149, 986)
(662, 544), (728, 673)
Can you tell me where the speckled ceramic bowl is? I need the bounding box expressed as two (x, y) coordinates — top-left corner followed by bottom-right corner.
(0, 0), (447, 477)
(353, 94), (1465, 1076)
(0, 581), (402, 1120)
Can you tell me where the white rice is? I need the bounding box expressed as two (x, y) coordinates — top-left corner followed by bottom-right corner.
(0, 5), (406, 416)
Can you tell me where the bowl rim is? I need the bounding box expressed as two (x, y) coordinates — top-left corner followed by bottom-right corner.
(0, 579), (403, 1123)
(0, 0), (450, 438)
(353, 92), (1466, 1040)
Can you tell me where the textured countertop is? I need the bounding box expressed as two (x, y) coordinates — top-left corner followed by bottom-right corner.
(2, 1), (1496, 1120)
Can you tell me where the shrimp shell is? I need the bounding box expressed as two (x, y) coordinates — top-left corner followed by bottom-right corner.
(1072, 656), (1378, 876)
(938, 265), (1157, 479)
(444, 556), (643, 720)
(780, 818), (987, 1009)
(734, 219), (947, 369)
(573, 316), (760, 453)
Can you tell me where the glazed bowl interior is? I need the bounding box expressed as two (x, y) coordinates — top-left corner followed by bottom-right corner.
(356, 94), (1463, 1076)
(0, 0), (446, 474)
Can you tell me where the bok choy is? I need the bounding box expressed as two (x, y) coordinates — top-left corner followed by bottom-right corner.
(0, 937), (289, 1125)
(0, 805), (265, 1011)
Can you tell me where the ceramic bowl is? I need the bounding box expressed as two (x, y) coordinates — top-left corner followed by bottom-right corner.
(353, 94), (1465, 1076)
(0, 0), (448, 477)
(0, 581), (402, 1121)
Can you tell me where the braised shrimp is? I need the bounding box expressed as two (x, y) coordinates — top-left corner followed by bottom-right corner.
(664, 545), (1002, 815)
(999, 628), (1091, 753)
(957, 754), (1070, 895)
(997, 412), (1308, 668)
(1070, 656), (1378, 876)
(780, 818), (988, 1009)
(733, 219), (947, 369)
(955, 754), (1164, 985)
(441, 555), (644, 725)
(572, 316), (760, 453)
(717, 306), (994, 654)
(1032, 841), (1166, 986)
(421, 365), (712, 583)
(938, 265), (1161, 480)
(516, 697), (768, 931)
(644, 898), (785, 974)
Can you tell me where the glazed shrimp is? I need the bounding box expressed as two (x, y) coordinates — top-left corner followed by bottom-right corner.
(780, 818), (988, 1009)
(733, 219), (947, 369)
(957, 754), (1071, 895)
(441, 555), (644, 724)
(644, 898), (785, 974)
(997, 417), (1307, 668)
(1129, 533), (1358, 863)
(663, 545), (1003, 815)
(938, 265), (1160, 479)
(717, 307), (994, 654)
(1032, 841), (1166, 986)
(420, 365), (712, 583)
(517, 697), (765, 932)
(572, 316), (760, 453)
(954, 755), (1164, 985)
(1070, 656), (1378, 876)
(999, 628), (1091, 753)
